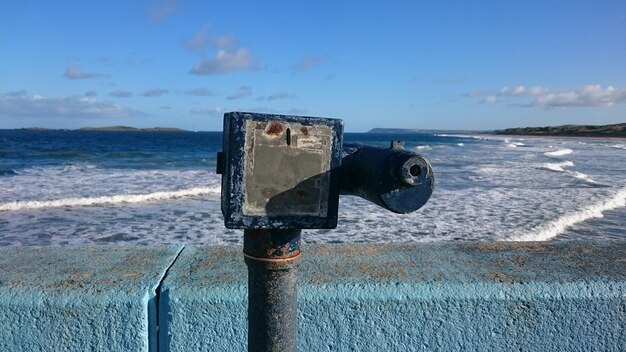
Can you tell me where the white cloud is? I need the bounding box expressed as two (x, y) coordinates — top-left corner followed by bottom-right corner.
(190, 48), (257, 75)
(110, 90), (133, 98)
(190, 107), (223, 116)
(293, 56), (325, 71)
(186, 27), (257, 75)
(184, 27), (212, 53)
(147, 0), (180, 21)
(483, 96), (498, 104)
(227, 86), (252, 100)
(184, 87), (214, 96)
(141, 88), (169, 97)
(64, 66), (102, 79)
(472, 84), (626, 108)
(0, 91), (142, 119)
(184, 27), (237, 53)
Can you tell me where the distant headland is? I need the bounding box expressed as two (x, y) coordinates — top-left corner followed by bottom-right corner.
(494, 123), (626, 137)
(21, 126), (186, 132)
(368, 123), (626, 138)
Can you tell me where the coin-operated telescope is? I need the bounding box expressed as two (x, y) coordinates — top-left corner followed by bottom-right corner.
(216, 112), (434, 352)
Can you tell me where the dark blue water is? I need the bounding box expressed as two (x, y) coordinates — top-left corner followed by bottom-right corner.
(0, 130), (223, 171)
(0, 129), (624, 245)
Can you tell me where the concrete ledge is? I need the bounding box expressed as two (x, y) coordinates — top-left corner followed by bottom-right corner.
(0, 245), (183, 352)
(161, 242), (626, 351)
(1, 242), (624, 351)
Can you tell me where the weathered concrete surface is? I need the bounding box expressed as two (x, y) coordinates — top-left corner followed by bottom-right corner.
(158, 246), (247, 352)
(161, 242), (626, 352)
(0, 245), (182, 352)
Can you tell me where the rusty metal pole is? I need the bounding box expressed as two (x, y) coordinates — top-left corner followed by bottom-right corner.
(243, 229), (301, 352)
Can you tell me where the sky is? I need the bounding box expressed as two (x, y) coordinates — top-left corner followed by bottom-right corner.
(1, 1), (625, 132)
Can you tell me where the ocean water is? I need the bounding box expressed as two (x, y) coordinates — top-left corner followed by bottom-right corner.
(0, 130), (624, 246)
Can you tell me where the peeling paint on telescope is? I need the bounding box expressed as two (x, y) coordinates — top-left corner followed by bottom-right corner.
(217, 112), (343, 229)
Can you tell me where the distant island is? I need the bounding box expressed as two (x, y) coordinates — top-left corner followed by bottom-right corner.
(22, 126), (186, 132)
(494, 123), (626, 137)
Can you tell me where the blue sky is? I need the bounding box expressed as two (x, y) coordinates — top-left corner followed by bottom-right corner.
(1, 1), (625, 132)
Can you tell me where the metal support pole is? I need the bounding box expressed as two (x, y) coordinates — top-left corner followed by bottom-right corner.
(243, 229), (301, 352)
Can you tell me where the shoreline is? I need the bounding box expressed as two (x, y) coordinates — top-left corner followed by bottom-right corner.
(485, 133), (626, 142)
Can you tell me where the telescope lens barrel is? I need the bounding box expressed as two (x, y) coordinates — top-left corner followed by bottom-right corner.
(340, 143), (434, 214)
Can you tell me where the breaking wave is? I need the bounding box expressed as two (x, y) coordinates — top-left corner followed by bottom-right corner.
(545, 148), (573, 156)
(0, 186), (220, 212)
(541, 161), (575, 172)
(508, 186), (626, 241)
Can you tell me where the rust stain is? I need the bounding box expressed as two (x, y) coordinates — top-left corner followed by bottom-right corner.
(265, 122), (284, 136)
(300, 127), (309, 135)
(296, 189), (308, 199)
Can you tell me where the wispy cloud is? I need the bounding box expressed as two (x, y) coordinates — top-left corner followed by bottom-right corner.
(64, 66), (102, 79)
(292, 56), (325, 72)
(237, 106), (308, 115)
(184, 27), (237, 53)
(184, 87), (214, 96)
(190, 48), (257, 75)
(479, 84), (626, 108)
(147, 0), (180, 21)
(257, 92), (295, 101)
(110, 90), (133, 98)
(464, 90), (489, 97)
(84, 90), (98, 97)
(190, 106), (223, 116)
(0, 90), (142, 119)
(141, 88), (169, 97)
(186, 27), (257, 75)
(4, 90), (27, 97)
(227, 86), (252, 100)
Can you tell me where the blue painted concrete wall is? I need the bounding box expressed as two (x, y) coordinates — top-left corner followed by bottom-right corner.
(1, 242), (625, 351)
(0, 245), (183, 352)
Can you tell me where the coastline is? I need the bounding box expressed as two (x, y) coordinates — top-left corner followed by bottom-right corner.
(484, 133), (626, 142)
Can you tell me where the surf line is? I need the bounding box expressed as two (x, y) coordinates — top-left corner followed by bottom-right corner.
(507, 185), (626, 242)
(0, 187), (220, 211)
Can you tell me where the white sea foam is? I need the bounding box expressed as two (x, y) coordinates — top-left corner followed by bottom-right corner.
(0, 186), (220, 212)
(544, 148), (573, 156)
(435, 134), (483, 139)
(611, 144), (626, 150)
(508, 186), (626, 241)
(456, 143), (464, 147)
(571, 172), (599, 185)
(541, 161), (574, 172)
(503, 140), (525, 148)
(415, 145), (431, 150)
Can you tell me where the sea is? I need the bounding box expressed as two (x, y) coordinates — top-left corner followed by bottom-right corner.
(0, 129), (624, 246)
